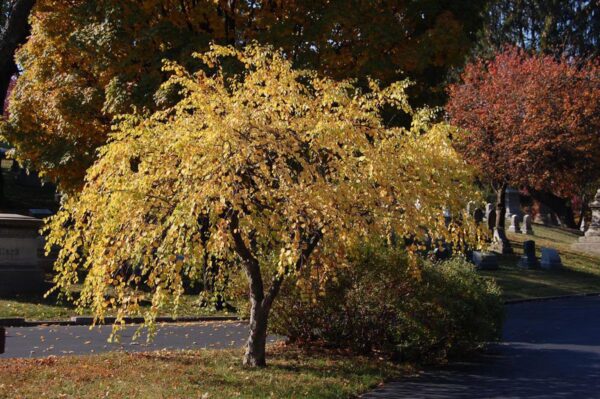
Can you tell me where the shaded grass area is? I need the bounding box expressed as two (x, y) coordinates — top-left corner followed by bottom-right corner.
(0, 289), (233, 321)
(480, 225), (600, 301)
(4, 225), (599, 319)
(0, 346), (407, 399)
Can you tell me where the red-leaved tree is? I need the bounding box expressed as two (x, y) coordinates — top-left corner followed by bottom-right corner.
(447, 47), (600, 230)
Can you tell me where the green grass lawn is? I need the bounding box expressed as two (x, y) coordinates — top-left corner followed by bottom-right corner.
(480, 224), (600, 301)
(0, 289), (234, 321)
(0, 346), (407, 399)
(3, 224), (599, 320)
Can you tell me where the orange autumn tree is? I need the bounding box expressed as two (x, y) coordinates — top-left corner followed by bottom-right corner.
(46, 44), (482, 367)
(447, 47), (600, 229)
(2, 0), (485, 191)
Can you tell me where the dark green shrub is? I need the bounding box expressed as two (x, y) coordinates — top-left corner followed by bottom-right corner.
(271, 241), (503, 363)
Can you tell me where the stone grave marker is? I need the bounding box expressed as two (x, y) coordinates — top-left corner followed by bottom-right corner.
(505, 187), (523, 220)
(0, 214), (45, 295)
(507, 215), (522, 233)
(522, 214), (534, 235)
(572, 189), (600, 255)
(472, 251), (498, 270)
(518, 240), (538, 268)
(540, 248), (563, 270)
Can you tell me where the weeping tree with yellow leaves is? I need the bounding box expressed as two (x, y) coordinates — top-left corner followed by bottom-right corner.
(46, 44), (482, 367)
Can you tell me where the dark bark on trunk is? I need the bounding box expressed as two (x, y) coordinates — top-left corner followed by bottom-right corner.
(229, 212), (268, 367)
(229, 211), (322, 367)
(495, 183), (507, 230)
(492, 182), (512, 254)
(528, 188), (577, 228)
(0, 0), (35, 108)
(245, 295), (269, 367)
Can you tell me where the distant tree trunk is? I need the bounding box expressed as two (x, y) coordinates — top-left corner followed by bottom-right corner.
(495, 183), (507, 230)
(528, 188), (577, 229)
(0, 0), (36, 107)
(492, 182), (512, 253)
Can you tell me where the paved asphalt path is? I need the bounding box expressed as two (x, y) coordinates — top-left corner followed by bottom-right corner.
(363, 296), (600, 399)
(0, 321), (279, 358)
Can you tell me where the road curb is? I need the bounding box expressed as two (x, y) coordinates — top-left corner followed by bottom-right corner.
(505, 292), (600, 305)
(0, 315), (241, 328)
(5, 294), (600, 326)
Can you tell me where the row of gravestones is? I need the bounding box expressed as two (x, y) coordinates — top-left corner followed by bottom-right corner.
(465, 201), (563, 271)
(472, 241), (562, 271)
(467, 202), (534, 236)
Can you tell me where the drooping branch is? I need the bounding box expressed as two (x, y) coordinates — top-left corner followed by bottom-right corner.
(263, 229), (322, 310)
(229, 210), (264, 304)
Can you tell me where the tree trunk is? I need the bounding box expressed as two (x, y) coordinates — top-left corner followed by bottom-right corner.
(492, 182), (512, 254)
(229, 212), (269, 367)
(229, 211), (322, 367)
(244, 297), (269, 367)
(495, 184), (507, 230)
(0, 0), (36, 107)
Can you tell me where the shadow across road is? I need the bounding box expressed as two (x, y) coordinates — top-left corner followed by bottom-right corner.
(363, 296), (600, 399)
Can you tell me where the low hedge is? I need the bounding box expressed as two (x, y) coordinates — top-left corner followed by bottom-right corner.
(271, 241), (504, 363)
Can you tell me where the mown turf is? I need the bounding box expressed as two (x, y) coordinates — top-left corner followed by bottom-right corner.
(480, 224), (600, 300)
(0, 345), (407, 399)
(0, 291), (233, 321)
(3, 224), (599, 319)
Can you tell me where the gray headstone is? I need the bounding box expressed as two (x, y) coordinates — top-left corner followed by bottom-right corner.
(0, 214), (45, 295)
(540, 248), (563, 270)
(572, 188), (600, 255)
(472, 251), (498, 270)
(473, 208), (484, 225)
(505, 187), (523, 220)
(518, 240), (538, 268)
(508, 215), (522, 233)
(522, 214), (533, 235)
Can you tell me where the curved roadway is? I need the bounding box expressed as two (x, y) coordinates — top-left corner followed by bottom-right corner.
(363, 296), (600, 398)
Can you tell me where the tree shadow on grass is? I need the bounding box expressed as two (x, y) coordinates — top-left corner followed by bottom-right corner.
(0, 284), (78, 314)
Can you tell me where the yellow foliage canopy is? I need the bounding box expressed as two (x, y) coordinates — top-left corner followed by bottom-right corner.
(46, 44), (482, 328)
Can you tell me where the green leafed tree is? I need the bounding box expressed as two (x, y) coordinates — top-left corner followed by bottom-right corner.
(46, 44), (483, 367)
(2, 0), (486, 191)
